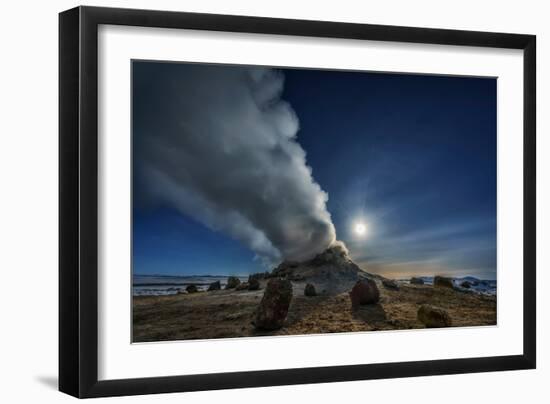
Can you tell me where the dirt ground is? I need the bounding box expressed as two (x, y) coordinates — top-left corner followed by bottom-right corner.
(132, 280), (497, 342)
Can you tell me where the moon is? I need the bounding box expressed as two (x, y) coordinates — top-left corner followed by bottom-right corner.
(354, 222), (367, 237)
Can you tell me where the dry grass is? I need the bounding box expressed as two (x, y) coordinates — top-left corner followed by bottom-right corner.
(132, 282), (496, 342)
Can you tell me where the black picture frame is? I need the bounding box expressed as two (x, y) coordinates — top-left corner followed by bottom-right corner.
(59, 5), (536, 398)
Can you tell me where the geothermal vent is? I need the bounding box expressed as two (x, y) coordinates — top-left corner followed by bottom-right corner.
(270, 243), (374, 294)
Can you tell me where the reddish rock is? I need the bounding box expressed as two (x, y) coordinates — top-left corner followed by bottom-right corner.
(185, 284), (198, 293)
(382, 279), (400, 291)
(248, 278), (260, 291)
(417, 304), (452, 328)
(225, 276), (241, 289)
(254, 279), (293, 330)
(349, 279), (380, 308)
(434, 275), (454, 289)
(410, 277), (424, 285)
(304, 283), (317, 297)
(207, 280), (221, 291)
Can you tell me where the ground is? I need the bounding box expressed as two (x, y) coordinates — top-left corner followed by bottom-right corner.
(132, 280), (497, 342)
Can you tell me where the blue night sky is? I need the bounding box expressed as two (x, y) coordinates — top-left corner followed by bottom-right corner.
(132, 62), (496, 280)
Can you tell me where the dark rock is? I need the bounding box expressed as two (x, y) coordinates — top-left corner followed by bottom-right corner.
(460, 281), (472, 289)
(304, 283), (317, 297)
(248, 278), (260, 291)
(410, 277), (424, 285)
(254, 279), (293, 330)
(248, 273), (265, 282)
(236, 282), (249, 291)
(349, 279), (380, 308)
(225, 276), (241, 289)
(382, 279), (400, 291)
(434, 275), (454, 289)
(207, 280), (221, 291)
(417, 304), (452, 328)
(185, 284), (198, 294)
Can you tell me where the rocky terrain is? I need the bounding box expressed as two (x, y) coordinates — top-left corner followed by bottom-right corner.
(132, 245), (497, 342)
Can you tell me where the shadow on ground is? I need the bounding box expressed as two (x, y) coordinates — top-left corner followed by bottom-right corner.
(352, 303), (387, 324)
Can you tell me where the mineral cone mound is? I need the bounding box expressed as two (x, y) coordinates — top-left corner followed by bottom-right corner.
(270, 243), (374, 294)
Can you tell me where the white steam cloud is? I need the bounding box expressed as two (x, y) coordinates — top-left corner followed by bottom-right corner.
(134, 63), (336, 263)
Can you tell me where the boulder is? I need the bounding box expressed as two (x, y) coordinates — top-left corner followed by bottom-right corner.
(225, 276), (241, 289)
(254, 279), (293, 330)
(410, 277), (424, 285)
(349, 279), (380, 308)
(460, 281), (472, 289)
(304, 283), (317, 297)
(248, 278), (260, 291)
(236, 282), (249, 291)
(207, 280), (221, 291)
(185, 284), (198, 294)
(382, 279), (400, 291)
(417, 304), (452, 328)
(434, 275), (454, 289)
(248, 273), (265, 282)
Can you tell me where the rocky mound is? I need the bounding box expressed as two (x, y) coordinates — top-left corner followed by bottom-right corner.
(269, 243), (373, 294)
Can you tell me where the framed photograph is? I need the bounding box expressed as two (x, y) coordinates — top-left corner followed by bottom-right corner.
(59, 6), (536, 398)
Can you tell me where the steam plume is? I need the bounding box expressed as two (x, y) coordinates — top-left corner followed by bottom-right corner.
(133, 63), (336, 263)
